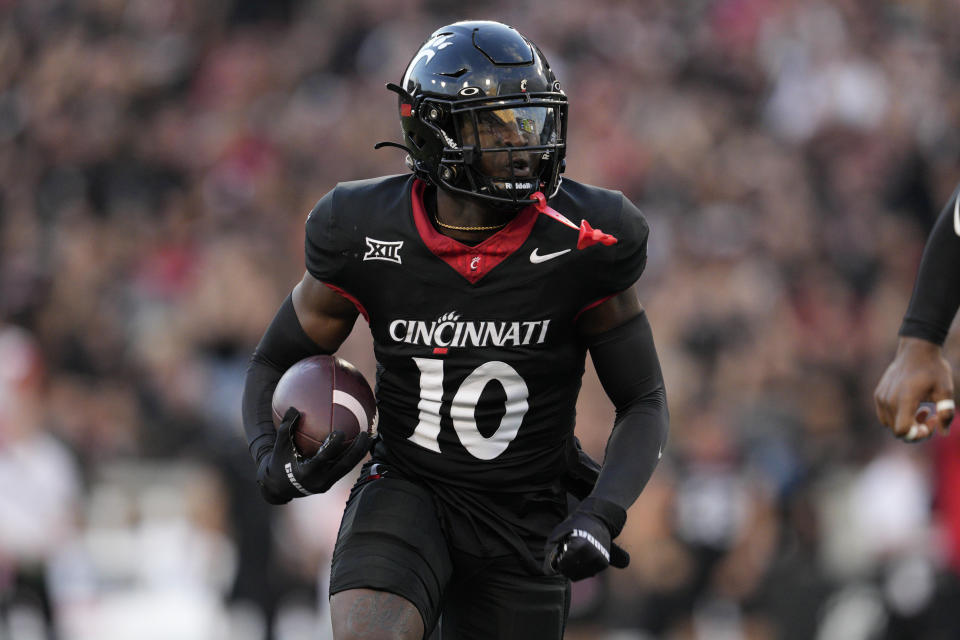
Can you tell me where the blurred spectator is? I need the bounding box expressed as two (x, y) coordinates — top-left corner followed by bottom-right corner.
(0, 325), (81, 639)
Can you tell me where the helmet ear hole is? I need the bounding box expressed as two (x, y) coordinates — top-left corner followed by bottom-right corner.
(439, 166), (458, 182)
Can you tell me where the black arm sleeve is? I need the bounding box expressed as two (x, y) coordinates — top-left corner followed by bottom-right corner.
(899, 184), (960, 345)
(587, 311), (669, 512)
(241, 294), (326, 465)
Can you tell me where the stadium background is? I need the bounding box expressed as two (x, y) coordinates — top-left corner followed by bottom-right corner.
(2, 0), (960, 638)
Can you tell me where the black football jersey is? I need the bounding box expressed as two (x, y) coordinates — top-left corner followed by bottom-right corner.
(305, 175), (648, 495)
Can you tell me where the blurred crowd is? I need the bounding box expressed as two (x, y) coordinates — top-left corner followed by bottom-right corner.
(2, 0), (960, 638)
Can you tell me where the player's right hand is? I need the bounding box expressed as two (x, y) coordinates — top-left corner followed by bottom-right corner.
(256, 407), (372, 504)
(874, 336), (955, 442)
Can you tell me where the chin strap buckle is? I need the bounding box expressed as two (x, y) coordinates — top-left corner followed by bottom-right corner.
(529, 192), (618, 249)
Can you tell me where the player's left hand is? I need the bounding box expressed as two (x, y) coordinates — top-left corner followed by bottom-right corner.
(544, 496), (629, 581)
(559, 438), (631, 573)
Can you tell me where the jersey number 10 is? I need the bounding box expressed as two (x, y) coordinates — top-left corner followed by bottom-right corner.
(409, 357), (530, 460)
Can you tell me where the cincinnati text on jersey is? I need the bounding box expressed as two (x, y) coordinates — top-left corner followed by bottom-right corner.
(388, 312), (551, 348)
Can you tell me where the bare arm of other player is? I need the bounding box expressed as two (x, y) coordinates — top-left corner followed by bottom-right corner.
(875, 337), (954, 440)
(873, 184), (960, 442)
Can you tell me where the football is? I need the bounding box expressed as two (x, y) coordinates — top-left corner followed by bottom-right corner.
(271, 355), (377, 457)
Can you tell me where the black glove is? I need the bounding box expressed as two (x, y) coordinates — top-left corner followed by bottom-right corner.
(556, 438), (631, 570)
(256, 407), (372, 505)
(544, 496), (628, 581)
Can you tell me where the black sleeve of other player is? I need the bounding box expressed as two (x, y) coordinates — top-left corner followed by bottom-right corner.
(900, 184), (960, 345)
(241, 295), (326, 465)
(587, 311), (669, 511)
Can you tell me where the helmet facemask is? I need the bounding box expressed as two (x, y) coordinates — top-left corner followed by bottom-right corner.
(413, 94), (566, 210)
(446, 99), (564, 209)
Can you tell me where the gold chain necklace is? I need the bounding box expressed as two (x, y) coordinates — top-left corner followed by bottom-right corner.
(433, 213), (508, 232)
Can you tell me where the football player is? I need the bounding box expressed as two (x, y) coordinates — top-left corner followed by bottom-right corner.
(242, 21), (669, 640)
(875, 183), (960, 441)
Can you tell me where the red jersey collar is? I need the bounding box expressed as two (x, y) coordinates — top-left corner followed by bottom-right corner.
(411, 179), (539, 284)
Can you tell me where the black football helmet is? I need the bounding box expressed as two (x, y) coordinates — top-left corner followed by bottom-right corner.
(387, 21), (568, 209)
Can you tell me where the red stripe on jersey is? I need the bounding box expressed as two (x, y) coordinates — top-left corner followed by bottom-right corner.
(323, 282), (370, 323)
(410, 179), (539, 284)
(433, 347), (448, 355)
(573, 293), (617, 323)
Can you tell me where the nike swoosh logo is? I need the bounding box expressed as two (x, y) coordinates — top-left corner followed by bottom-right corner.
(954, 194), (960, 237)
(529, 248), (571, 264)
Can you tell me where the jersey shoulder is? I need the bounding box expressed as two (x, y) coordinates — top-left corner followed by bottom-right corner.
(555, 178), (649, 244)
(304, 174), (412, 284)
(554, 178), (650, 292)
(328, 174), (412, 208)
